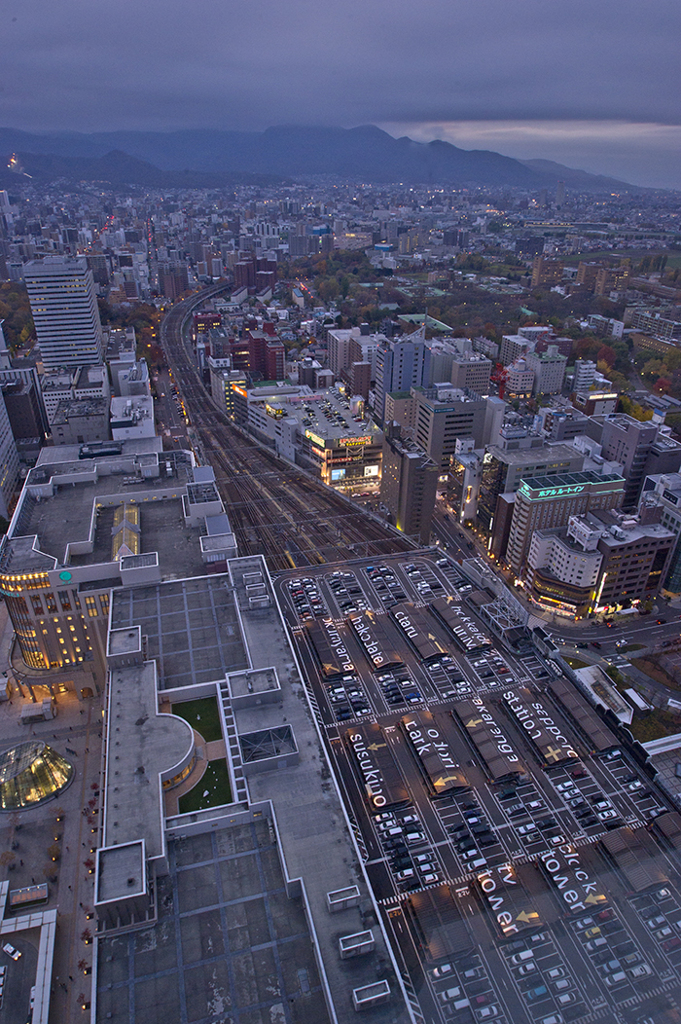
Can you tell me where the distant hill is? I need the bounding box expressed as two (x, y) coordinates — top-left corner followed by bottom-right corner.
(519, 157), (634, 192)
(0, 147), (281, 189)
(0, 124), (644, 190)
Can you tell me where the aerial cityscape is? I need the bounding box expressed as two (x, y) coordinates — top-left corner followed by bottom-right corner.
(0, 3), (680, 1024)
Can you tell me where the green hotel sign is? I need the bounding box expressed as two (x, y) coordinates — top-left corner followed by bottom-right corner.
(520, 483), (587, 500)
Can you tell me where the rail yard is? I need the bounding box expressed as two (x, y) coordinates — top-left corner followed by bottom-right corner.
(160, 288), (414, 570)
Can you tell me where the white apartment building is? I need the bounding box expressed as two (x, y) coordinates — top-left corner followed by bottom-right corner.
(526, 345), (567, 396)
(573, 359), (597, 392)
(24, 256), (104, 368)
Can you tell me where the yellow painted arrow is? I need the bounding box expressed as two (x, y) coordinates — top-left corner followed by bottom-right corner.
(434, 775), (463, 789)
(367, 742), (387, 751)
(516, 911), (540, 923)
(585, 893), (607, 905)
(466, 718), (484, 728)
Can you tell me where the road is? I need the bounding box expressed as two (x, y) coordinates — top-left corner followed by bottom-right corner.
(432, 507), (681, 653)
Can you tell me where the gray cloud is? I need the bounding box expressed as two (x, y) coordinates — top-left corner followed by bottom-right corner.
(0, 0), (679, 183)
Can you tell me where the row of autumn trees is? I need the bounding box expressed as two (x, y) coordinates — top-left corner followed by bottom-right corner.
(0, 282), (33, 352)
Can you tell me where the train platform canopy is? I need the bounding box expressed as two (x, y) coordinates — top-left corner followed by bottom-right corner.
(547, 676), (618, 753)
(305, 619), (355, 679)
(501, 688), (580, 768)
(429, 597), (492, 654)
(347, 610), (403, 673)
(599, 826), (668, 893)
(400, 710), (468, 794)
(405, 886), (471, 963)
(344, 723), (410, 810)
(651, 811), (681, 849)
(451, 697), (525, 781)
(390, 603), (449, 664)
(475, 863), (543, 938)
(538, 844), (607, 913)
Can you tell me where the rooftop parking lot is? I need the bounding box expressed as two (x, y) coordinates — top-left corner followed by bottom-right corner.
(278, 551), (681, 1024)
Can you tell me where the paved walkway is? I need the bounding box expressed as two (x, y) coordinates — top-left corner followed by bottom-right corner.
(0, 604), (103, 1023)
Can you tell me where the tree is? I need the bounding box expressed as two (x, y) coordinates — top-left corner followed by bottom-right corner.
(597, 344), (616, 367)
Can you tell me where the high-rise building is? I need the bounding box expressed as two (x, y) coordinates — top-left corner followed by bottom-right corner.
(505, 471), (626, 574)
(159, 261), (189, 301)
(478, 430), (585, 532)
(411, 385), (491, 471)
(526, 344), (567, 396)
(374, 330), (430, 423)
(499, 334), (530, 366)
(572, 359), (597, 392)
(247, 331), (285, 380)
(0, 386), (19, 520)
(327, 328), (354, 376)
(585, 510), (674, 611)
(600, 414), (681, 509)
(639, 473), (681, 592)
(381, 426), (439, 544)
(24, 256), (104, 369)
(595, 265), (629, 296)
(531, 256), (564, 288)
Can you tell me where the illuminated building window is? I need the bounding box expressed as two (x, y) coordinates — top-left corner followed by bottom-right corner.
(84, 596), (98, 618)
(44, 593), (58, 614)
(30, 595), (43, 615)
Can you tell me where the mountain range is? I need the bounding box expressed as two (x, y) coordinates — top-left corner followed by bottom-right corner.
(0, 124), (641, 191)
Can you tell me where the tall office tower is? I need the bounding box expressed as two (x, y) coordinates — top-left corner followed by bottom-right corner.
(0, 386), (20, 520)
(381, 425), (439, 544)
(411, 385), (490, 471)
(326, 328), (354, 376)
(374, 330), (430, 424)
(24, 256), (104, 369)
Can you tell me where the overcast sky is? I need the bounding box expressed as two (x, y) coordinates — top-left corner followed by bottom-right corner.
(2, 0), (680, 187)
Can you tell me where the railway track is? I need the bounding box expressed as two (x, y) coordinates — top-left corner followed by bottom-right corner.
(160, 287), (415, 570)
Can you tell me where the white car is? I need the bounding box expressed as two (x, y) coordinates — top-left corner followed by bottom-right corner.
(2, 943), (20, 960)
(518, 823), (537, 835)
